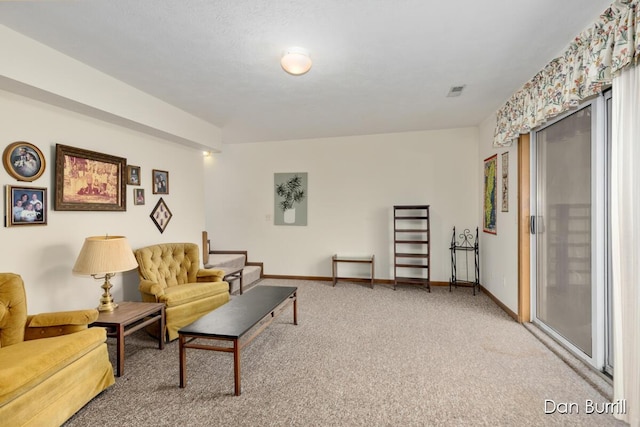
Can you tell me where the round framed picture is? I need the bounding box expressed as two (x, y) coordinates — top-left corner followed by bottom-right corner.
(2, 141), (46, 182)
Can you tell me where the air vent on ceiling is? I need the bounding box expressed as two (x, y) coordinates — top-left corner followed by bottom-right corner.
(447, 85), (466, 97)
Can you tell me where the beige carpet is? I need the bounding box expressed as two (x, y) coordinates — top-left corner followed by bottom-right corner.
(64, 279), (626, 426)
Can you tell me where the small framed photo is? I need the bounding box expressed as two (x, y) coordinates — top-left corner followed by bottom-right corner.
(134, 188), (145, 205)
(127, 165), (141, 185)
(152, 169), (169, 194)
(3, 141), (46, 182)
(6, 185), (47, 226)
(150, 197), (172, 233)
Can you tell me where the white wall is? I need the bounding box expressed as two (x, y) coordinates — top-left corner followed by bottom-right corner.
(204, 128), (479, 282)
(0, 89), (208, 313)
(477, 112), (519, 312)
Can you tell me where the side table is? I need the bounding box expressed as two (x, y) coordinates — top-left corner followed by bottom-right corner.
(91, 301), (165, 377)
(332, 254), (375, 288)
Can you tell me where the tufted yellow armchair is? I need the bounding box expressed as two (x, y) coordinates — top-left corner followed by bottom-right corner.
(134, 243), (229, 341)
(0, 273), (114, 427)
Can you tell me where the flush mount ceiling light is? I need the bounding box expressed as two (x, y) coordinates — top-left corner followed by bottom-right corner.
(281, 47), (312, 76)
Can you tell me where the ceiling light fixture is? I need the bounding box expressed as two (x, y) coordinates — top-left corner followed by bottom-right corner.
(281, 47), (312, 76)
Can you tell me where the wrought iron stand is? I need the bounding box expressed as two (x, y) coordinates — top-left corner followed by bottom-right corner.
(449, 227), (480, 295)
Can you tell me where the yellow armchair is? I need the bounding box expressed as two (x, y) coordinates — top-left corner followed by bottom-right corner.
(0, 273), (115, 427)
(134, 243), (229, 341)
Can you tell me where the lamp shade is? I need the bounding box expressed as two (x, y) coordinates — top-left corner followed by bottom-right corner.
(72, 236), (138, 276)
(281, 47), (312, 75)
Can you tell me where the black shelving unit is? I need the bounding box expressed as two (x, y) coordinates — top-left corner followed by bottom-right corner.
(449, 227), (480, 295)
(393, 205), (430, 291)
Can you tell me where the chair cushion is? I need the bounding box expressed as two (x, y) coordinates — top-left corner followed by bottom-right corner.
(0, 327), (106, 404)
(159, 281), (229, 307)
(0, 273), (28, 348)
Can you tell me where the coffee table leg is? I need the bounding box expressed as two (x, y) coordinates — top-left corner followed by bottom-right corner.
(179, 335), (186, 388)
(293, 292), (298, 325)
(233, 339), (241, 396)
(239, 272), (244, 295)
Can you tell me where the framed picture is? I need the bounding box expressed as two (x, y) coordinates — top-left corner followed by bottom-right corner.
(150, 197), (172, 233)
(6, 185), (47, 226)
(274, 172), (308, 226)
(127, 165), (141, 185)
(134, 188), (145, 205)
(2, 141), (46, 182)
(501, 152), (509, 212)
(483, 154), (497, 234)
(54, 144), (126, 211)
(152, 169), (169, 194)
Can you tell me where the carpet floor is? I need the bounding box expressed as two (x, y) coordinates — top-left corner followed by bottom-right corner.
(64, 279), (626, 426)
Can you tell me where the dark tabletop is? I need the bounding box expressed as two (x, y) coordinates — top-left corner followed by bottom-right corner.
(178, 285), (297, 339)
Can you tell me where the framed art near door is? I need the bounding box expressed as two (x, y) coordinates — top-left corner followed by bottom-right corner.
(483, 154), (497, 234)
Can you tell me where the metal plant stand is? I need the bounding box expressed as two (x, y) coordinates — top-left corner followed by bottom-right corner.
(449, 227), (479, 295)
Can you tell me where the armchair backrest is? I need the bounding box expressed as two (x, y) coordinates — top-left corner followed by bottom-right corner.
(0, 273), (28, 348)
(134, 243), (201, 289)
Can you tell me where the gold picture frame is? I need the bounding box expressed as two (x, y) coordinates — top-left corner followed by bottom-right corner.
(55, 144), (126, 211)
(127, 165), (141, 185)
(2, 141), (46, 182)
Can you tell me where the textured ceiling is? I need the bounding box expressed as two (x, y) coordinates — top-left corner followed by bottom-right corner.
(0, 1), (613, 144)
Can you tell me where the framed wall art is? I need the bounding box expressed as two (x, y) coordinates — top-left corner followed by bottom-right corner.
(54, 144), (126, 211)
(501, 152), (509, 212)
(6, 185), (47, 226)
(2, 141), (46, 182)
(150, 197), (172, 233)
(152, 169), (169, 194)
(127, 165), (141, 185)
(483, 154), (497, 234)
(134, 188), (145, 205)
(274, 172), (308, 226)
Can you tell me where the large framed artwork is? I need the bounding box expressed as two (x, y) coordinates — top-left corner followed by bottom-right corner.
(2, 141), (46, 182)
(5, 185), (47, 226)
(54, 144), (126, 211)
(274, 172), (307, 226)
(483, 154), (497, 234)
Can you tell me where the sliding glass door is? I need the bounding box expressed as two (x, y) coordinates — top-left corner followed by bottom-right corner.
(531, 95), (610, 371)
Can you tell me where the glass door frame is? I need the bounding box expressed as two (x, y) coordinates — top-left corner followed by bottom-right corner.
(530, 94), (608, 371)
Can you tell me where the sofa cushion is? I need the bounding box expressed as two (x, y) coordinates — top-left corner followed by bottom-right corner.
(159, 281), (229, 307)
(0, 327), (106, 405)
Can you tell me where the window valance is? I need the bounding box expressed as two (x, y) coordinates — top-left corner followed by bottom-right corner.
(494, 0), (639, 147)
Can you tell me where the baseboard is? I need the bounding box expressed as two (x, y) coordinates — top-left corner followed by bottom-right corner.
(479, 285), (518, 321)
(261, 275), (448, 287)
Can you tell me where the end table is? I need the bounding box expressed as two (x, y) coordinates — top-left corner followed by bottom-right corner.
(91, 301), (165, 377)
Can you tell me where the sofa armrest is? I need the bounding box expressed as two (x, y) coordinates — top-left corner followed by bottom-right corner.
(24, 309), (98, 341)
(197, 268), (225, 282)
(139, 279), (165, 299)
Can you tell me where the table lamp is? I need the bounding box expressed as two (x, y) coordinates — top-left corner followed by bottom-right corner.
(72, 235), (138, 312)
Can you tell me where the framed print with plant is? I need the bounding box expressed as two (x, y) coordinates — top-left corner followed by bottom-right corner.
(134, 188), (145, 205)
(150, 197), (172, 233)
(152, 169), (169, 194)
(3, 141), (46, 182)
(54, 144), (126, 211)
(274, 172), (307, 226)
(501, 152), (509, 212)
(483, 154), (497, 234)
(6, 185), (47, 226)
(127, 165), (141, 185)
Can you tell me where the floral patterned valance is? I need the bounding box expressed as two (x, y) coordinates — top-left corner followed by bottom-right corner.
(494, 0), (640, 147)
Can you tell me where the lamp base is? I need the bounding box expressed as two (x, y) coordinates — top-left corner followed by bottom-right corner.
(97, 275), (118, 312)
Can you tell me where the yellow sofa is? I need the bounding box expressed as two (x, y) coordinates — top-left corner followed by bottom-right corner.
(0, 273), (115, 427)
(134, 243), (230, 341)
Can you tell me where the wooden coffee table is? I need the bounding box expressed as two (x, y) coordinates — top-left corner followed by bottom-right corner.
(91, 301), (165, 377)
(178, 286), (297, 395)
